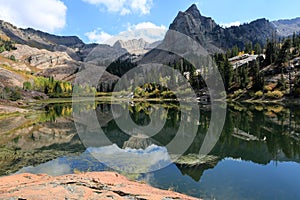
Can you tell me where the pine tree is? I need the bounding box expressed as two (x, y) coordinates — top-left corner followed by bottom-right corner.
(252, 60), (262, 90)
(224, 56), (233, 91)
(231, 45), (239, 57)
(277, 38), (292, 65)
(277, 69), (287, 90)
(292, 32), (297, 47)
(254, 43), (262, 55)
(265, 39), (278, 66)
(214, 53), (232, 91)
(245, 42), (253, 54)
(240, 66), (249, 89)
(54, 82), (63, 94)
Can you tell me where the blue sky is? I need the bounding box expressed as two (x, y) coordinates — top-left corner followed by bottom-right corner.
(0, 0), (300, 44)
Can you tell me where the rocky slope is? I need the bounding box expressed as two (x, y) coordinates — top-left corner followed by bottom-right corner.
(1, 4), (300, 94)
(1, 5), (299, 60)
(0, 43), (120, 91)
(272, 17), (300, 37)
(0, 20), (82, 61)
(0, 65), (27, 88)
(169, 4), (223, 53)
(0, 20), (125, 62)
(145, 4), (300, 59)
(141, 4), (292, 66)
(168, 4), (277, 52)
(225, 18), (275, 48)
(0, 20), (83, 48)
(2, 44), (74, 70)
(113, 38), (161, 54)
(0, 172), (198, 200)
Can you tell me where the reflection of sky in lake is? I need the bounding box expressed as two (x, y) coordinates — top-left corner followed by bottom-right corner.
(198, 160), (300, 200)
(17, 144), (172, 175)
(87, 144), (171, 173)
(17, 150), (106, 176)
(17, 145), (300, 200)
(146, 159), (300, 200)
(12, 102), (300, 199)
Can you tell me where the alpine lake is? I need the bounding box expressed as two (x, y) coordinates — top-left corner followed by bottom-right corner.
(0, 100), (300, 200)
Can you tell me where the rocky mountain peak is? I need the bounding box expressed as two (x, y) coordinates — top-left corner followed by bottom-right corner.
(170, 3), (218, 34)
(114, 38), (148, 48)
(113, 38), (149, 54)
(185, 4), (202, 19)
(249, 18), (270, 27)
(168, 3), (221, 53)
(113, 38), (161, 55)
(165, 4), (285, 53)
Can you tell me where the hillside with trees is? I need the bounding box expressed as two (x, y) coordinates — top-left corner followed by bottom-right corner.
(1, 4), (300, 104)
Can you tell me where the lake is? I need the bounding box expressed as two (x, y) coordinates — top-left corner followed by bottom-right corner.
(0, 101), (300, 199)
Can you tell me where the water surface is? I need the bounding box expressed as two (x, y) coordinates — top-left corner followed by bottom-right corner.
(1, 102), (299, 199)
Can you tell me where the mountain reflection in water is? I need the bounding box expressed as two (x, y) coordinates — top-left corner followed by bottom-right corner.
(0, 102), (300, 199)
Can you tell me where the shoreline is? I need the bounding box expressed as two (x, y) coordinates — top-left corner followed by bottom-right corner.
(0, 172), (199, 200)
(1, 96), (299, 116)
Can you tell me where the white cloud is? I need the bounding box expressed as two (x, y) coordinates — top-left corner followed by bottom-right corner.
(85, 29), (113, 44)
(83, 0), (126, 12)
(130, 0), (152, 15)
(220, 21), (241, 28)
(128, 22), (166, 30)
(85, 22), (167, 45)
(0, 0), (67, 33)
(82, 0), (152, 15)
(121, 8), (131, 15)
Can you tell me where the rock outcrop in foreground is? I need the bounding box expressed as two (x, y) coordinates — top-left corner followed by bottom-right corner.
(0, 172), (199, 200)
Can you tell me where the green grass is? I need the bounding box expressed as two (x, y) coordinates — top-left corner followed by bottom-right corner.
(0, 112), (22, 120)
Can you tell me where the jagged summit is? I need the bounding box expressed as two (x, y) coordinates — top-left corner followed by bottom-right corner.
(168, 3), (221, 53)
(170, 3), (218, 33)
(144, 3), (294, 62)
(166, 4), (283, 52)
(113, 38), (160, 55)
(185, 4), (202, 19)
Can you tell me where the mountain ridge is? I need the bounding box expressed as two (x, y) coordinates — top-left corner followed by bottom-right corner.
(1, 4), (300, 96)
(1, 5), (300, 56)
(0, 20), (84, 49)
(272, 17), (300, 37)
(168, 4), (279, 52)
(113, 38), (161, 54)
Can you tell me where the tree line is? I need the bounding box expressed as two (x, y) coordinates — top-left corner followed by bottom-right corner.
(0, 38), (16, 53)
(23, 76), (96, 98)
(213, 32), (300, 99)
